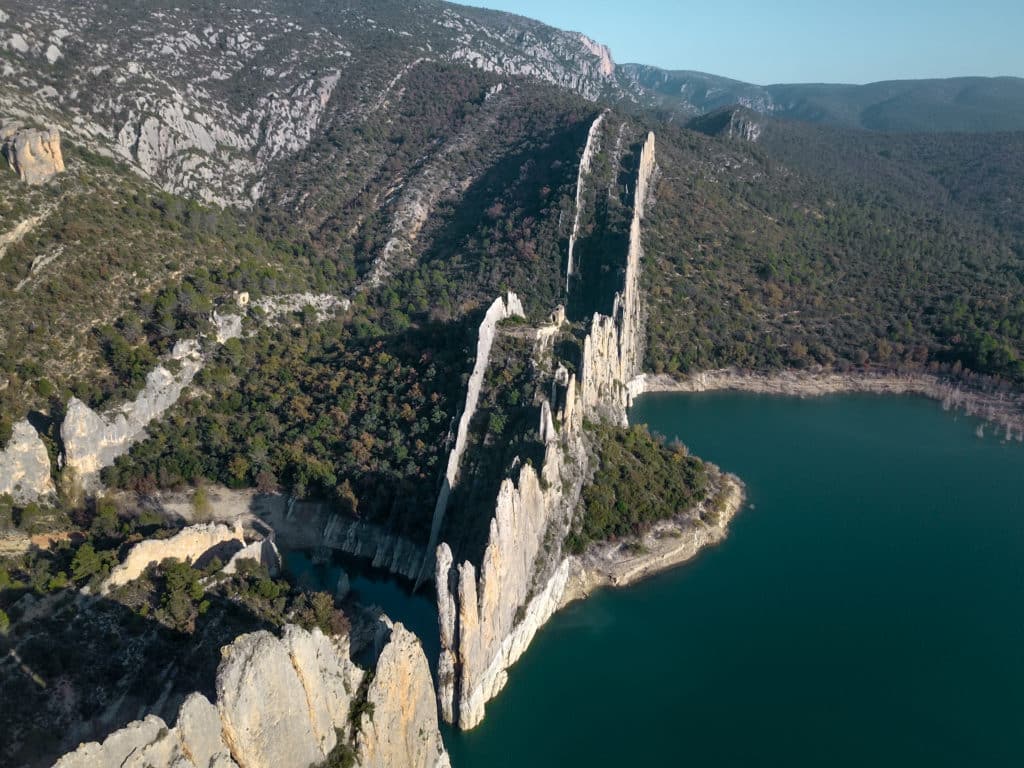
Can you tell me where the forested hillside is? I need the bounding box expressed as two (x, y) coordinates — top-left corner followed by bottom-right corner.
(643, 117), (1024, 384)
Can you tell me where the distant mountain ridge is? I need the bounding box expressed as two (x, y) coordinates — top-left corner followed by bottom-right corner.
(618, 64), (1024, 133)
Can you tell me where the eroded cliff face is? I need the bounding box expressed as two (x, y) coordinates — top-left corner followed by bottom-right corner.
(434, 132), (658, 730)
(55, 623), (449, 768)
(436, 422), (578, 729)
(1, 121), (64, 184)
(0, 419), (55, 502)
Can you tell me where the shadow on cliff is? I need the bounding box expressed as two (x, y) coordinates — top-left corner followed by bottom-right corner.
(0, 585), (277, 768)
(417, 113), (598, 316)
(566, 138), (643, 323)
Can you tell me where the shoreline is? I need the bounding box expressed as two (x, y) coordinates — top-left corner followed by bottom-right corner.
(630, 368), (1024, 441)
(561, 475), (746, 606)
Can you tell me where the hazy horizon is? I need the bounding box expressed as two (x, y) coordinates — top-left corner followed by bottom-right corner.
(461, 0), (1024, 85)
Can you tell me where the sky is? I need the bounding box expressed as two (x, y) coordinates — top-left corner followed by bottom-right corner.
(462, 0), (1024, 85)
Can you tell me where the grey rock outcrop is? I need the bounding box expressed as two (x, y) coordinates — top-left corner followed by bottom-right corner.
(436, 420), (580, 729)
(53, 695), (237, 768)
(62, 340), (204, 491)
(1, 121), (65, 184)
(222, 536), (281, 576)
(217, 628), (346, 767)
(0, 419), (55, 502)
(55, 623), (449, 768)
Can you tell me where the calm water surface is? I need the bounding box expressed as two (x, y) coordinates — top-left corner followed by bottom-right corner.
(445, 392), (1024, 767)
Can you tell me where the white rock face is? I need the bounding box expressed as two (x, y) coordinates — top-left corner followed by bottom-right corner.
(0, 419), (55, 502)
(52, 714), (193, 768)
(217, 628), (343, 768)
(416, 292), (525, 586)
(213, 312), (243, 343)
(577, 34), (616, 77)
(62, 340), (204, 491)
(251, 293), (349, 322)
(175, 693), (238, 768)
(436, 433), (576, 729)
(104, 521), (244, 591)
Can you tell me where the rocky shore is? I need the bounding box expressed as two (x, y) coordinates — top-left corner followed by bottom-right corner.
(562, 475), (745, 605)
(631, 369), (1024, 441)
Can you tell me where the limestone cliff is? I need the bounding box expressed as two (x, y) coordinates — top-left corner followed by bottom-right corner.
(436, 424), (579, 729)
(54, 623), (449, 768)
(223, 537), (282, 576)
(103, 521), (245, 592)
(263, 495), (429, 583)
(1, 121), (65, 184)
(434, 133), (658, 730)
(0, 419), (55, 502)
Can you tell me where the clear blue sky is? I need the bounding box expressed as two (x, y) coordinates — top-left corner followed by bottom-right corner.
(461, 0), (1024, 85)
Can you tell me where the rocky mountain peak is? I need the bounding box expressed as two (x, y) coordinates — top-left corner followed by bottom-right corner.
(577, 34), (615, 77)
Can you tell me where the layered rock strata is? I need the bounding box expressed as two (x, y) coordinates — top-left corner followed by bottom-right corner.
(54, 623), (449, 768)
(264, 496), (429, 583)
(0, 419), (55, 502)
(1, 122), (64, 184)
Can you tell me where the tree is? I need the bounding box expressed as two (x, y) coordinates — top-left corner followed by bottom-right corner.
(71, 543), (103, 582)
(91, 496), (120, 538)
(192, 486), (211, 521)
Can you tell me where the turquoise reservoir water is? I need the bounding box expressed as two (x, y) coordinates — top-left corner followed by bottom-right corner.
(446, 392), (1024, 767)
